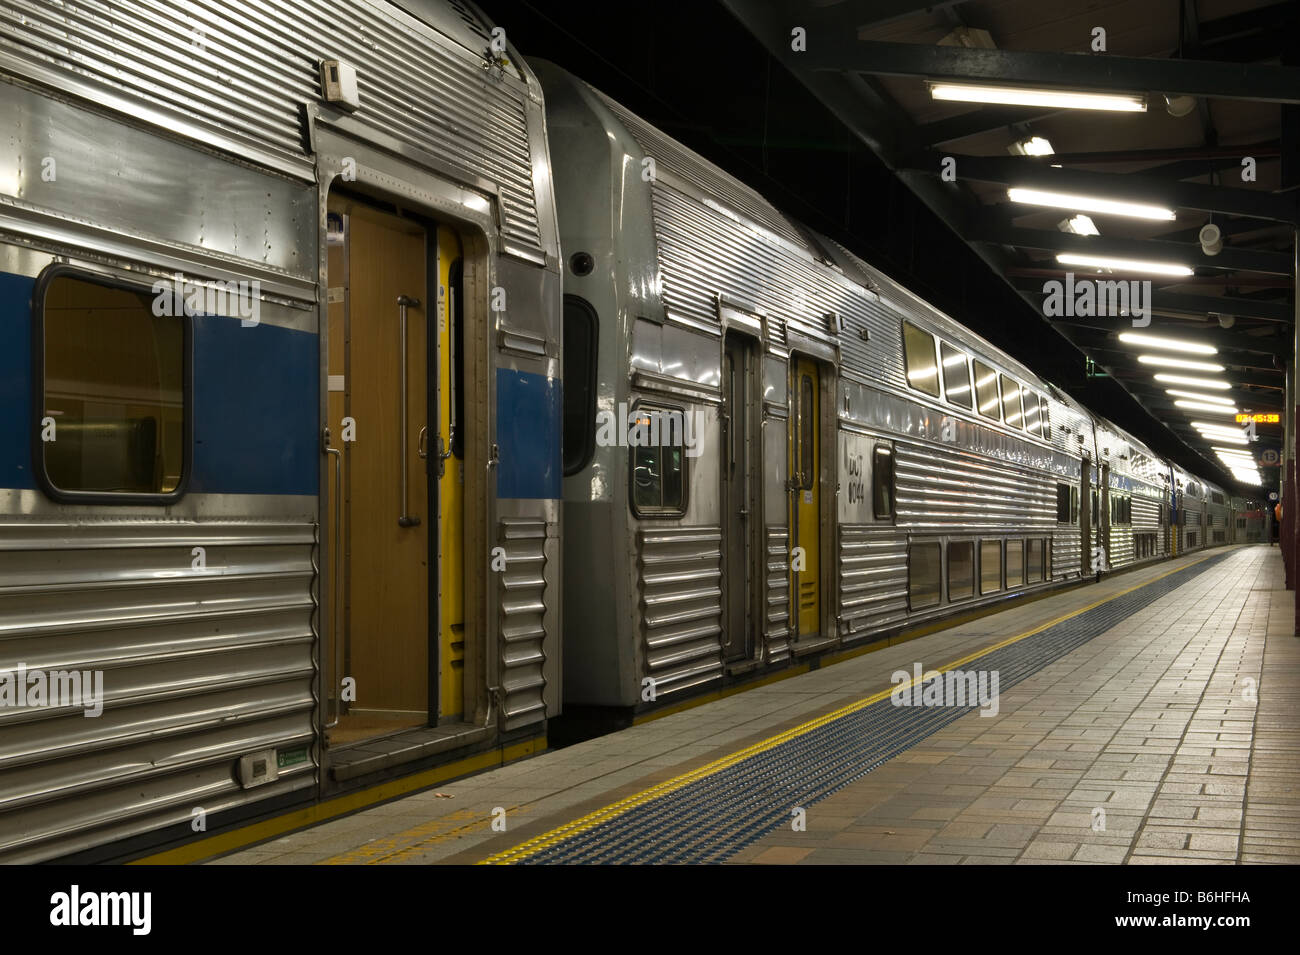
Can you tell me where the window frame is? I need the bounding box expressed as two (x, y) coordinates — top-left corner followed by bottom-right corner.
(901, 321), (941, 398)
(939, 341), (972, 409)
(999, 374), (1023, 428)
(947, 539), (975, 602)
(627, 399), (689, 519)
(973, 360), (1001, 422)
(32, 264), (193, 506)
(979, 538), (1003, 595)
(561, 293), (599, 476)
(907, 539), (943, 611)
(872, 444), (895, 522)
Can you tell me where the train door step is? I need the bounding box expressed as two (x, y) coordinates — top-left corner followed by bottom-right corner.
(724, 659), (761, 677)
(329, 722), (488, 783)
(790, 634), (836, 657)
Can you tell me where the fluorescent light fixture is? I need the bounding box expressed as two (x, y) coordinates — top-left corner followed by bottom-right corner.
(1059, 214), (1100, 236)
(1009, 188), (1174, 221)
(1193, 420), (1246, 432)
(1137, 355), (1224, 372)
(1207, 434), (1249, 446)
(1213, 446), (1254, 455)
(1120, 333), (1216, 355)
(1175, 400), (1237, 414)
(929, 83), (1147, 112)
(1153, 374), (1230, 390)
(1057, 253), (1193, 276)
(1009, 136), (1054, 156)
(1166, 389), (1233, 405)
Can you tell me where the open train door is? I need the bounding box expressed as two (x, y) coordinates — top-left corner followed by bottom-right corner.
(1080, 456), (1091, 577)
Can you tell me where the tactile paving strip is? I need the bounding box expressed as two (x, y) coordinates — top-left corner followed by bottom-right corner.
(511, 552), (1233, 864)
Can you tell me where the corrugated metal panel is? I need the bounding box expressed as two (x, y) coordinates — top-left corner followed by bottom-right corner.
(0, 0), (543, 251)
(895, 443), (1056, 531)
(637, 526), (723, 696)
(0, 520), (315, 862)
(764, 527), (791, 662)
(497, 517), (548, 730)
(838, 525), (907, 635)
(596, 90), (809, 249)
(1053, 529), (1081, 578)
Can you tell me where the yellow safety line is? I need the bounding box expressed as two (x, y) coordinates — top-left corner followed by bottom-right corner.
(130, 737), (544, 865)
(479, 551), (1222, 865)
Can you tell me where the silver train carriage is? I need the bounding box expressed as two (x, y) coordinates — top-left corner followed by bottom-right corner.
(539, 62), (1236, 719)
(0, 0), (562, 861)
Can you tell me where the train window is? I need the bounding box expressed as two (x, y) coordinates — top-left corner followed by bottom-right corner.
(799, 374), (815, 490)
(940, 343), (971, 408)
(1091, 489), (1099, 521)
(1000, 375), (1022, 428)
(979, 539), (1002, 594)
(908, 541), (942, 610)
(1006, 539), (1024, 588)
(1055, 484), (1071, 523)
(1039, 397), (1051, 439)
(1070, 486), (1079, 524)
(629, 403), (687, 516)
(872, 445), (895, 520)
(1026, 538), (1044, 582)
(1023, 393), (1041, 435)
(902, 322), (940, 397)
(39, 270), (186, 499)
(562, 295), (598, 475)
(973, 361), (1000, 421)
(948, 540), (974, 600)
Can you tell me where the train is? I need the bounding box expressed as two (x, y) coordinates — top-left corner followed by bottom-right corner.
(0, 0), (1263, 862)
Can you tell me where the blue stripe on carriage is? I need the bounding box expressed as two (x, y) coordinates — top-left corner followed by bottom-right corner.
(190, 315), (318, 496)
(496, 368), (561, 500)
(0, 269), (316, 496)
(0, 272), (36, 490)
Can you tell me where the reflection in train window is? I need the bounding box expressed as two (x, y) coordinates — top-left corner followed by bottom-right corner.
(909, 541), (942, 610)
(980, 539), (1002, 594)
(948, 540), (974, 600)
(1027, 539), (1044, 582)
(873, 445), (894, 520)
(1006, 539), (1024, 587)
(630, 403), (687, 516)
(974, 360), (1000, 421)
(562, 295), (598, 475)
(1000, 375), (1022, 428)
(1039, 397), (1051, 439)
(902, 321), (940, 397)
(1023, 392), (1041, 435)
(940, 342), (971, 408)
(40, 271), (185, 497)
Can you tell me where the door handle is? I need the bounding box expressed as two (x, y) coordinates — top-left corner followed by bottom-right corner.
(417, 426), (428, 460)
(397, 295), (421, 528)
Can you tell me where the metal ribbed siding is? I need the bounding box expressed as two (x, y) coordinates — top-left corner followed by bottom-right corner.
(838, 525), (907, 635)
(0, 0), (544, 252)
(894, 444), (1056, 531)
(497, 518), (548, 730)
(764, 527), (791, 662)
(637, 526), (723, 697)
(0, 520), (315, 862)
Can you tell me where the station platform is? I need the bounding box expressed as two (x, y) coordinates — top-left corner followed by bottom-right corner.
(210, 544), (1298, 865)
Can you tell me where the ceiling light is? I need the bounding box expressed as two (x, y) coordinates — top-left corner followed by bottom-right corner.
(1137, 355), (1224, 372)
(1120, 332), (1216, 355)
(1059, 214), (1100, 236)
(1193, 420), (1247, 432)
(1009, 136), (1054, 156)
(1057, 253), (1192, 276)
(929, 83), (1147, 112)
(1213, 446), (1254, 455)
(1175, 400), (1237, 414)
(1153, 374), (1230, 390)
(1199, 223), (1223, 256)
(1166, 389), (1233, 405)
(1010, 188), (1174, 221)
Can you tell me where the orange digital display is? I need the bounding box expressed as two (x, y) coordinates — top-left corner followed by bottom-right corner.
(1235, 413), (1280, 423)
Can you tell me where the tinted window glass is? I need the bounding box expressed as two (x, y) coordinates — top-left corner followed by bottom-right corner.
(902, 322), (940, 397)
(974, 361), (1000, 420)
(562, 296), (598, 475)
(948, 541), (974, 600)
(940, 343), (971, 408)
(980, 539), (1002, 594)
(630, 405), (686, 515)
(909, 541), (942, 610)
(873, 445), (894, 520)
(42, 273), (185, 495)
(1000, 375), (1022, 428)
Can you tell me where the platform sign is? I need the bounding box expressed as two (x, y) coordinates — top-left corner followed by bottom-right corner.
(1261, 449), (1281, 467)
(1235, 412), (1280, 424)
(1270, 491), (1279, 502)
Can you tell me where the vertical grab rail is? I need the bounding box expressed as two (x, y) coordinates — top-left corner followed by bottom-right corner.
(397, 294), (422, 528)
(323, 431), (344, 728)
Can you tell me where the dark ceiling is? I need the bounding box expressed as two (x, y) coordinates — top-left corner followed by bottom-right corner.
(481, 0), (1297, 493)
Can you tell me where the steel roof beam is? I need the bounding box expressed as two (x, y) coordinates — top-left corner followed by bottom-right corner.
(801, 38), (1300, 105)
